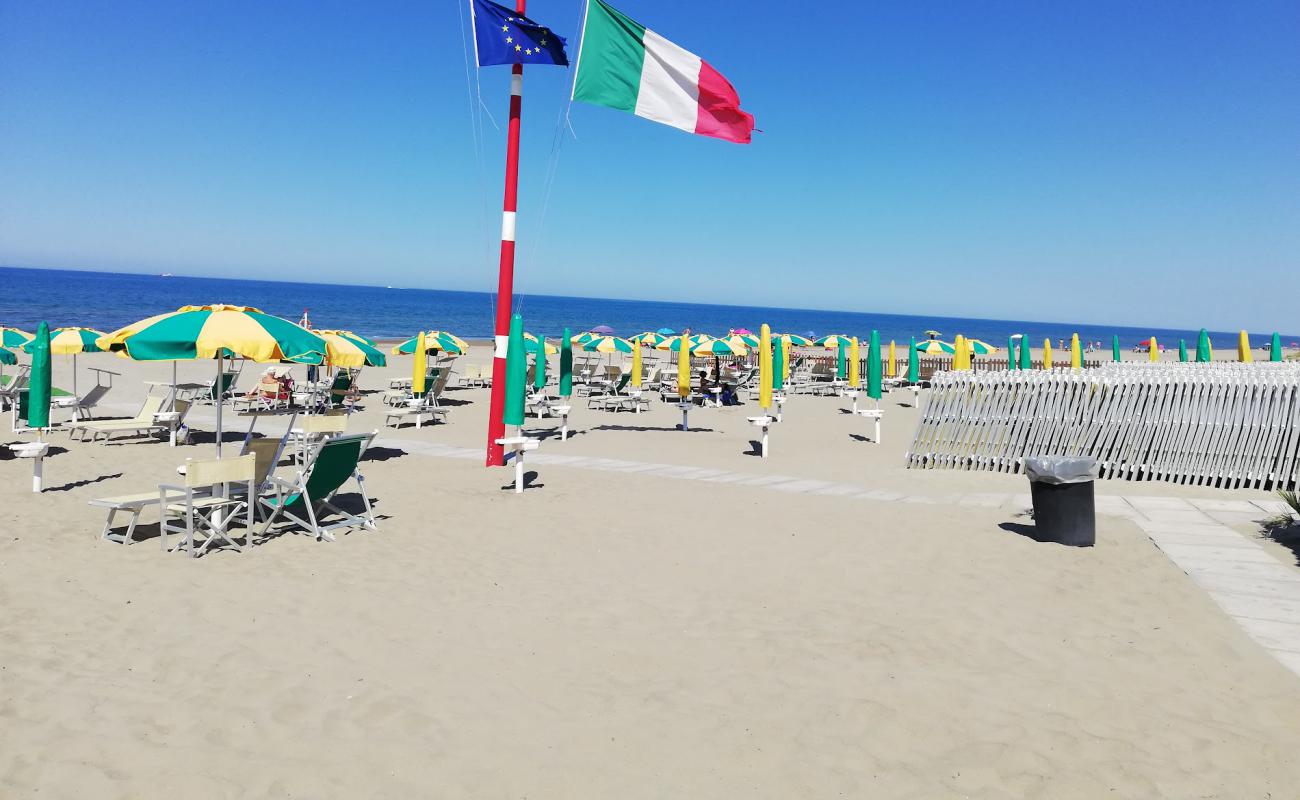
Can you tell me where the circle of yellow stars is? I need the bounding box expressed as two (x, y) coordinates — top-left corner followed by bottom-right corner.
(500, 17), (549, 57)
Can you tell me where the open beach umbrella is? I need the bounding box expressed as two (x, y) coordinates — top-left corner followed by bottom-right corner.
(1007, 336), (1018, 370)
(503, 314), (526, 429)
(1148, 336), (1159, 362)
(582, 335), (633, 354)
(965, 339), (997, 356)
(523, 332), (558, 355)
(1112, 334), (1121, 362)
(635, 331), (670, 348)
(915, 339), (955, 356)
(0, 346), (15, 366)
(412, 332), (428, 397)
(559, 326), (573, 397)
(1070, 333), (1082, 369)
(1271, 332), (1283, 362)
(1179, 339), (1188, 362)
(758, 325), (772, 411)
(655, 334), (710, 352)
(848, 337), (860, 388)
(867, 330), (882, 401)
(907, 336), (919, 383)
(24, 326), (105, 398)
(589, 325), (615, 335)
(0, 327), (32, 348)
(675, 334), (690, 399)
(1043, 339), (1053, 369)
(393, 330), (468, 356)
(814, 334), (852, 349)
(777, 333), (814, 347)
(1195, 329), (1211, 363)
(630, 336), (642, 388)
(315, 330), (386, 368)
(27, 322), (51, 433)
(924, 330), (942, 340)
(97, 304), (327, 456)
(722, 332), (760, 349)
(1238, 330), (1253, 363)
(1019, 336), (1032, 370)
(655, 327), (676, 336)
(691, 336), (747, 380)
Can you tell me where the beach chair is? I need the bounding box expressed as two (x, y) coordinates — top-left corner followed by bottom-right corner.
(0, 365), (30, 410)
(290, 411), (348, 463)
(587, 373), (632, 409)
(190, 371), (238, 405)
(66, 383), (111, 420)
(384, 392), (446, 428)
(159, 453), (257, 557)
(68, 395), (177, 444)
(257, 431), (378, 542)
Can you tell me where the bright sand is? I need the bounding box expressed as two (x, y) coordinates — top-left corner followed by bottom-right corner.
(4, 349), (1300, 798)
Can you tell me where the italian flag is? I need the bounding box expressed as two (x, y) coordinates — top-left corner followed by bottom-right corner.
(572, 0), (755, 144)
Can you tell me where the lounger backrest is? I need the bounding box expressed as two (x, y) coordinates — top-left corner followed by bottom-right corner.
(185, 453), (255, 488)
(137, 395), (166, 422)
(301, 434), (366, 500)
(79, 384), (110, 407)
(243, 437), (286, 487)
(172, 399), (192, 422)
(613, 373), (631, 395)
(301, 413), (347, 435)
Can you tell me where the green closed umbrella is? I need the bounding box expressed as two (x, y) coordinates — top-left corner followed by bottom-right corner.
(866, 330), (882, 400)
(1196, 329), (1211, 363)
(771, 336), (784, 391)
(27, 322), (51, 430)
(1179, 339), (1188, 362)
(532, 343), (547, 391)
(1112, 334), (1121, 362)
(1271, 332), (1283, 362)
(502, 314), (526, 428)
(1007, 336), (1018, 370)
(559, 326), (573, 397)
(836, 341), (848, 380)
(1018, 335), (1032, 370)
(907, 336), (919, 383)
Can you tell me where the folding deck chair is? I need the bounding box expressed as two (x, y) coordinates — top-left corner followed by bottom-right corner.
(258, 431), (378, 542)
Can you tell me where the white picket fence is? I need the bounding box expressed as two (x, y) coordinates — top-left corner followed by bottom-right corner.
(906, 363), (1300, 490)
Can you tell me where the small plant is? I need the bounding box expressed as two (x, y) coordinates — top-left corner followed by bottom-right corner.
(1280, 490), (1300, 518)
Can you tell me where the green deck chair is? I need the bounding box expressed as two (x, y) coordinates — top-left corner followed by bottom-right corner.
(257, 431), (377, 542)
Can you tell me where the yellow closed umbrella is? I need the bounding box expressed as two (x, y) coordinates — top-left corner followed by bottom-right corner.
(1070, 333), (1082, 369)
(631, 335), (643, 388)
(887, 340), (897, 377)
(759, 324), (772, 410)
(1239, 330), (1253, 363)
(676, 333), (690, 398)
(1043, 338), (1053, 369)
(412, 331), (427, 395)
(1148, 336), (1159, 362)
(952, 334), (967, 371)
(848, 336), (860, 388)
(781, 336), (791, 381)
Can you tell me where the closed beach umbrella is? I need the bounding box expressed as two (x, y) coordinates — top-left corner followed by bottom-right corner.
(1179, 339), (1188, 362)
(915, 339), (955, 356)
(533, 342), (548, 391)
(1112, 334), (1121, 362)
(907, 336), (920, 383)
(848, 337), (860, 388)
(630, 335), (642, 388)
(1007, 336), (1018, 370)
(1271, 332), (1283, 362)
(759, 324), (772, 411)
(412, 332), (428, 396)
(867, 330), (882, 401)
(888, 340), (897, 377)
(1238, 330), (1253, 363)
(1043, 338), (1053, 369)
(1070, 333), (1082, 369)
(97, 305), (327, 455)
(27, 322), (51, 431)
(1148, 336), (1159, 362)
(836, 341), (848, 380)
(25, 326), (105, 398)
(1195, 329), (1211, 363)
(781, 336), (791, 381)
(316, 330), (386, 368)
(559, 327), (573, 397)
(1019, 335), (1032, 370)
(675, 334), (690, 398)
(503, 314), (526, 428)
(953, 335), (969, 371)
(772, 332), (785, 392)
(393, 330), (468, 356)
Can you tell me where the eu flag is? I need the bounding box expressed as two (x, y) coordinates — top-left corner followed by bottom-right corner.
(472, 0), (568, 67)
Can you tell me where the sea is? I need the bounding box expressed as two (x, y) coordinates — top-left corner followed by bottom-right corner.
(0, 266), (1292, 351)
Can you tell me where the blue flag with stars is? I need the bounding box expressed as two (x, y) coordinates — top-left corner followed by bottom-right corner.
(472, 0), (568, 67)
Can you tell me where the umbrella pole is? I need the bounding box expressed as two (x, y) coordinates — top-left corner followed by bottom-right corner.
(72, 353), (78, 399)
(215, 356), (223, 458)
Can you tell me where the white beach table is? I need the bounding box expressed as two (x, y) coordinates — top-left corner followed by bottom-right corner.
(854, 406), (883, 444)
(839, 388), (861, 414)
(496, 435), (540, 494)
(676, 400), (693, 431)
(549, 404), (572, 441)
(11, 441), (50, 492)
(747, 415), (773, 458)
(773, 393), (787, 422)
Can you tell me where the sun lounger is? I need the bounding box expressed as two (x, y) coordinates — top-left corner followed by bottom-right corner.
(69, 396), (180, 444)
(258, 431), (377, 542)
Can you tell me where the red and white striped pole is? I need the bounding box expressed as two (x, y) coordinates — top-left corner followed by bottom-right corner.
(485, 0), (526, 467)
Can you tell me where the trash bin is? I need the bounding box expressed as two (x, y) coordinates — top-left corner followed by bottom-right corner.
(1024, 456), (1098, 547)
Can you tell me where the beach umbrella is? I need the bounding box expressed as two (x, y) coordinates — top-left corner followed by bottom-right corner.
(888, 340), (897, 377)
(907, 336), (919, 383)
(836, 340), (848, 380)
(0, 327), (32, 348)
(27, 322), (51, 432)
(582, 335), (633, 354)
(1179, 339), (1188, 362)
(1015, 336), (1029, 370)
(533, 346), (547, 391)
(1148, 336), (1159, 362)
(675, 334), (690, 399)
(655, 334), (710, 352)
(1271, 332), (1283, 362)
(772, 332), (785, 392)
(1238, 330), (1253, 363)
(24, 327), (105, 398)
(924, 330), (942, 340)
(1007, 336), (1018, 370)
(953, 335), (969, 371)
(412, 332), (428, 396)
(393, 330), (468, 356)
(589, 324), (615, 335)
(722, 332), (760, 349)
(635, 331), (670, 348)
(691, 336), (747, 381)
(655, 327), (676, 336)
(965, 339), (997, 355)
(315, 330), (386, 368)
(759, 324), (773, 411)
(848, 337), (860, 388)
(503, 314), (526, 428)
(630, 335), (642, 388)
(814, 334), (852, 349)
(0, 346), (15, 365)
(570, 330), (598, 346)
(559, 326), (573, 397)
(733, 327), (753, 336)
(867, 330), (882, 401)
(1195, 329), (1211, 363)
(1043, 338), (1053, 369)
(1070, 333), (1082, 369)
(781, 336), (791, 382)
(915, 339), (955, 355)
(523, 332), (558, 355)
(97, 304), (327, 455)
(777, 333), (814, 347)
(1112, 334), (1121, 362)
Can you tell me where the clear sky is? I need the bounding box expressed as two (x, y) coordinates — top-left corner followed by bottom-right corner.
(1, 1), (1297, 330)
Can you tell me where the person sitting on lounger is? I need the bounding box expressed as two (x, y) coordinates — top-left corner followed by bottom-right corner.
(244, 369), (286, 405)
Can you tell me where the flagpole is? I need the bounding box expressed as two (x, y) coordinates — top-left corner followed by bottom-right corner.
(485, 0), (527, 467)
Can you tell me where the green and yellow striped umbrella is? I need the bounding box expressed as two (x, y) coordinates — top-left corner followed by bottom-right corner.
(0, 346), (15, 366)
(776, 333), (813, 347)
(25, 327), (106, 355)
(692, 336), (747, 356)
(915, 339), (956, 355)
(524, 332), (558, 355)
(813, 334), (853, 348)
(635, 331), (671, 347)
(582, 335), (634, 354)
(655, 334), (711, 352)
(392, 330), (468, 356)
(315, 330), (387, 368)
(97, 305), (325, 363)
(0, 327), (32, 348)
(965, 339), (997, 355)
(722, 332), (761, 349)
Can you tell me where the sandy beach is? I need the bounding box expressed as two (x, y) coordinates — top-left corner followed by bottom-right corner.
(3, 348), (1300, 799)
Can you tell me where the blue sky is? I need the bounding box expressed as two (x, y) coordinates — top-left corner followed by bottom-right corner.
(1, 1), (1297, 330)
